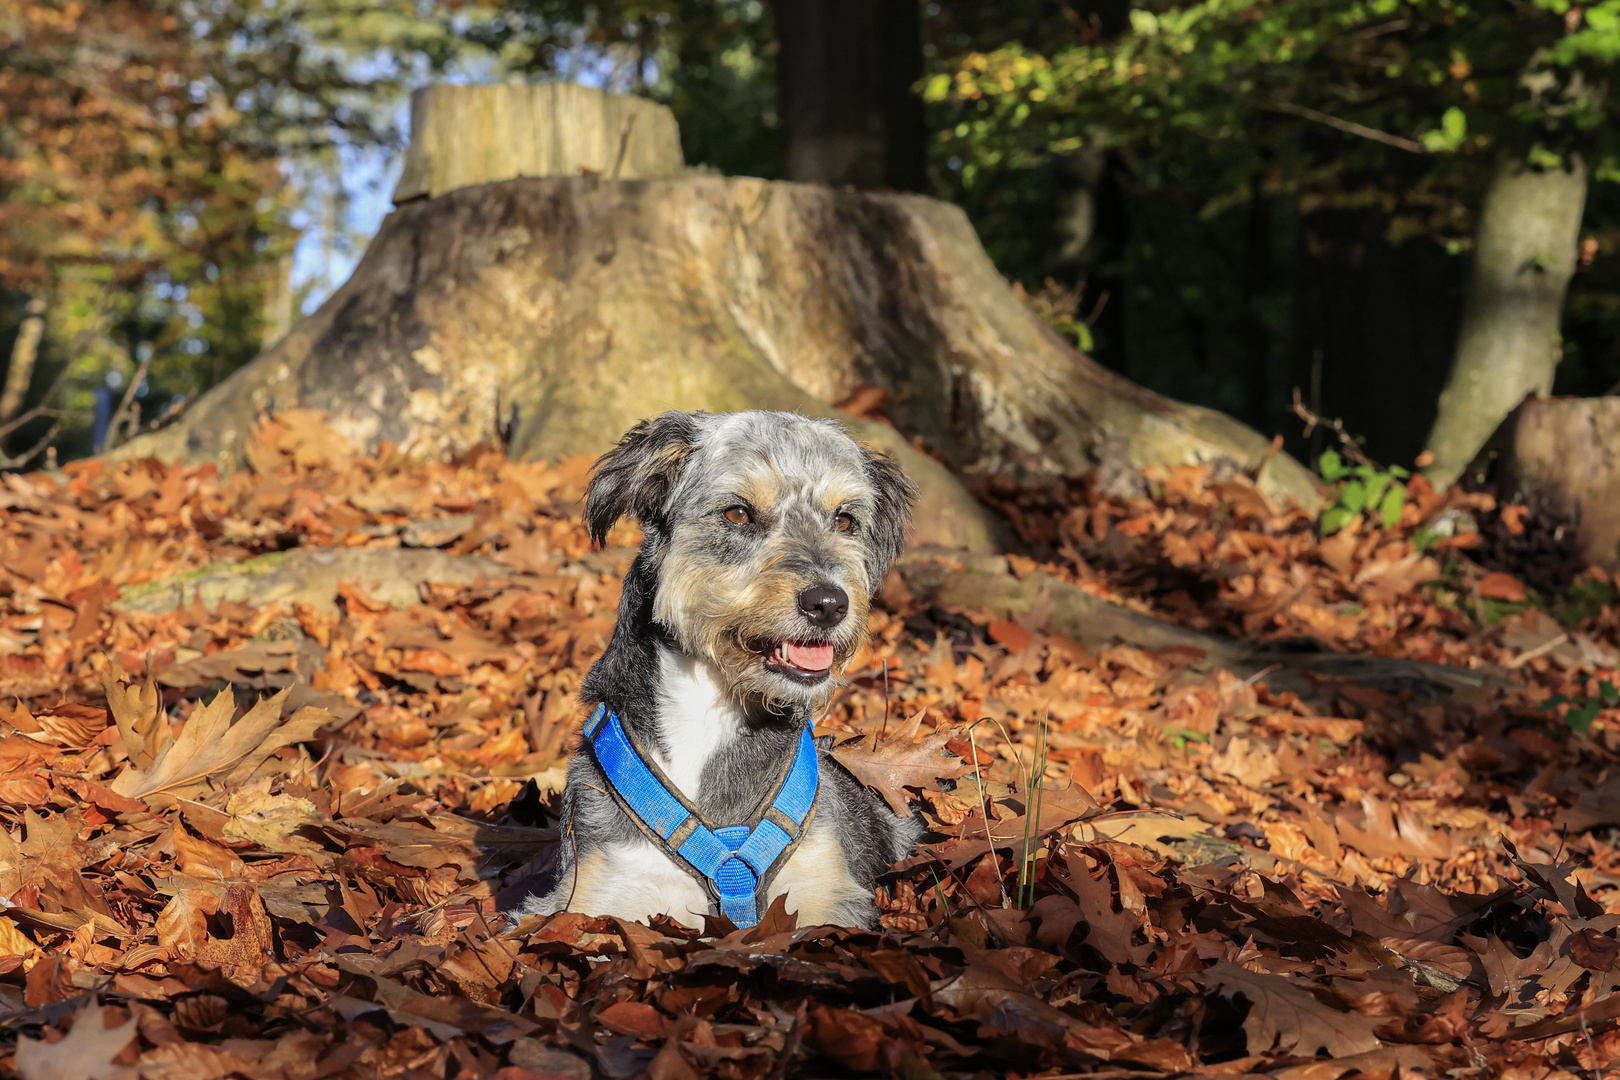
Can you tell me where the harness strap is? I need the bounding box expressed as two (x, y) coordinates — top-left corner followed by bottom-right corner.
(584, 703), (819, 928)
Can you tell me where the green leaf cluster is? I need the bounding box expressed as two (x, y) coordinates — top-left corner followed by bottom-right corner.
(1543, 680), (1620, 734)
(930, 1), (1620, 245)
(1316, 450), (1408, 536)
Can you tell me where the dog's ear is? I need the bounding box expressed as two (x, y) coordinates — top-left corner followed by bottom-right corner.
(585, 412), (702, 546)
(861, 447), (918, 589)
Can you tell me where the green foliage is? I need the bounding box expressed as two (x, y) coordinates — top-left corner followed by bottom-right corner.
(1556, 578), (1620, 626)
(929, 2), (1620, 252)
(1543, 680), (1620, 735)
(1016, 713), (1050, 909)
(0, 0), (474, 459)
(1317, 451), (1409, 536)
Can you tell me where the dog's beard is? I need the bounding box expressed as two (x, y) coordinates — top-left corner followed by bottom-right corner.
(712, 628), (863, 709)
(658, 602), (869, 711)
(653, 545), (872, 711)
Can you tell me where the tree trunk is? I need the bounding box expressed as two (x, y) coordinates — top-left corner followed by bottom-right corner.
(1461, 397), (1620, 572)
(0, 297), (46, 424)
(119, 85), (1320, 550)
(1425, 156), (1588, 486)
(391, 83), (685, 204)
(775, 0), (924, 189)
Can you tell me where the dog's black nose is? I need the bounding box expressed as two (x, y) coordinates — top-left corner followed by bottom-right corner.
(797, 584), (849, 627)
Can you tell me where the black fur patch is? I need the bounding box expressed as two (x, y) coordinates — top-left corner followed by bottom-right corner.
(859, 447), (919, 589)
(584, 411), (704, 545)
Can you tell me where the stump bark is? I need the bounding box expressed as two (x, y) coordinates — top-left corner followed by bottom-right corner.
(123, 87), (1322, 547)
(1462, 396), (1620, 571)
(392, 83), (685, 202)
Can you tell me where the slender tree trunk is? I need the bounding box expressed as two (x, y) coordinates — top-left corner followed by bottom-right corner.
(1425, 156), (1588, 486)
(0, 297), (46, 424)
(775, 0), (924, 189)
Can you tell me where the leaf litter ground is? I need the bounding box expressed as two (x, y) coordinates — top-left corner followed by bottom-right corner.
(2, 412), (1620, 1078)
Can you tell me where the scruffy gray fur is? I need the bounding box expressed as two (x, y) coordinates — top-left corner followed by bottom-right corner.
(507, 411), (922, 930)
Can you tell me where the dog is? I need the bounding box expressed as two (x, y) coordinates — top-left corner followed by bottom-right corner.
(508, 410), (922, 930)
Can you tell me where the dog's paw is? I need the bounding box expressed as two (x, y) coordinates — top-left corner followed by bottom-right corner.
(501, 892), (563, 923)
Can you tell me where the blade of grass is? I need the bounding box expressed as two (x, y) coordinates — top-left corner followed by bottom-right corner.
(969, 727), (1010, 908)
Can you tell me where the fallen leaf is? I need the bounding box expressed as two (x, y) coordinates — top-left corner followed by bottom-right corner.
(108, 686), (328, 803)
(14, 998), (138, 1080)
(1476, 572), (1526, 602)
(1201, 960), (1383, 1057)
(1570, 927), (1619, 972)
(826, 711), (971, 815)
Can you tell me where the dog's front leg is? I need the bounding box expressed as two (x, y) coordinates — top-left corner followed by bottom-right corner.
(561, 837), (713, 929)
(768, 818), (883, 929)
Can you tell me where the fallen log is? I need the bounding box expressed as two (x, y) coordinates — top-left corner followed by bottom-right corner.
(897, 549), (1514, 700)
(114, 547), (510, 617)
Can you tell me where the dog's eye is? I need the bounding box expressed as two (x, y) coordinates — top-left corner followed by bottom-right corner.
(834, 512), (856, 533)
(723, 506), (752, 526)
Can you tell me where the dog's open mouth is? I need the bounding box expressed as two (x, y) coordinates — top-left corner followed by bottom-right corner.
(762, 640), (836, 682)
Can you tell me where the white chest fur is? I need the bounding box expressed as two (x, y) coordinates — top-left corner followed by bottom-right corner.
(649, 646), (744, 798)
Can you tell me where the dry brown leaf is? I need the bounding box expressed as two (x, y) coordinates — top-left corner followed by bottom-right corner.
(0, 915), (39, 960)
(1476, 572), (1526, 602)
(171, 827), (247, 879)
(101, 670), (165, 769)
(155, 890), (217, 959)
(1201, 960), (1383, 1057)
(1336, 795), (1453, 860)
(136, 1042), (255, 1080)
(1208, 735), (1279, 788)
(14, 998), (138, 1080)
(825, 711), (971, 815)
(107, 687), (328, 803)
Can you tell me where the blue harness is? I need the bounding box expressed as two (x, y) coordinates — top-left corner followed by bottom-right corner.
(579, 702), (816, 932)
(583, 703), (820, 928)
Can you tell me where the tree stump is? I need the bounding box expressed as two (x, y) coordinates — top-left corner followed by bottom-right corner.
(392, 83), (685, 203)
(1461, 396), (1620, 572)
(122, 84), (1322, 549)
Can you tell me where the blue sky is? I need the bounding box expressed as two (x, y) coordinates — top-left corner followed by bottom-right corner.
(288, 62), (632, 316)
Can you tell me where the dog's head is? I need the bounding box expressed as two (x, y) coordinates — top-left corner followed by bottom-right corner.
(585, 410), (916, 708)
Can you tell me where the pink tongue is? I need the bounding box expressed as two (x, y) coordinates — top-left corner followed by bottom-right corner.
(784, 642), (835, 671)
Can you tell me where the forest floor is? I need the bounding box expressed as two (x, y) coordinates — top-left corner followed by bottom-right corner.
(2, 411), (1620, 1080)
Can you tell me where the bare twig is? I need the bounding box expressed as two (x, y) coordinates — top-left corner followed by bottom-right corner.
(1264, 100), (1427, 154)
(0, 297), (47, 423)
(1291, 387), (1380, 469)
(0, 292), (117, 451)
(1507, 633), (1569, 669)
(104, 351), (154, 452)
(140, 390), (194, 435)
(0, 420), (62, 470)
(609, 113), (638, 181)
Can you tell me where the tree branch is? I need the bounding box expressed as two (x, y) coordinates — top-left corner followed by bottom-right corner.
(0, 297), (48, 423)
(1265, 100), (1427, 154)
(1291, 387), (1380, 469)
(0, 420), (61, 470)
(105, 352), (154, 452)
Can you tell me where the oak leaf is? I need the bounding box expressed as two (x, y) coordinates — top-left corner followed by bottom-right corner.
(826, 711), (971, 815)
(1201, 960), (1383, 1057)
(14, 998), (137, 1080)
